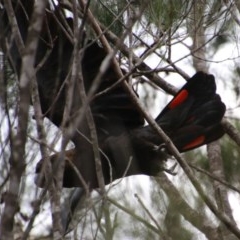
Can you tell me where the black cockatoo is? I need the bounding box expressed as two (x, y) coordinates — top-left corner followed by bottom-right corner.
(35, 70), (225, 189)
(1, 1), (226, 190)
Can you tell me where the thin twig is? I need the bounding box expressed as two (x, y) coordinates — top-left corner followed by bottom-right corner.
(189, 163), (240, 195)
(134, 193), (169, 239)
(107, 197), (160, 235)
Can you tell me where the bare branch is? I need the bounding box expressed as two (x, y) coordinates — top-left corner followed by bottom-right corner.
(208, 141), (238, 239)
(0, 1), (48, 239)
(222, 119), (240, 147)
(156, 173), (221, 240)
(189, 163), (240, 195)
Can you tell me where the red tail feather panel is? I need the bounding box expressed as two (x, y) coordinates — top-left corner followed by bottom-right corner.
(169, 89), (189, 109)
(182, 135), (205, 151)
(156, 71), (226, 152)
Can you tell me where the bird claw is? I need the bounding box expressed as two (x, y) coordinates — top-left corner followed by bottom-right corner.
(153, 143), (167, 152)
(163, 162), (178, 175)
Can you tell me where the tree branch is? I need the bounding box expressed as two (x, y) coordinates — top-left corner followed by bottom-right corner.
(222, 119), (240, 148)
(156, 173), (221, 240)
(0, 1), (48, 239)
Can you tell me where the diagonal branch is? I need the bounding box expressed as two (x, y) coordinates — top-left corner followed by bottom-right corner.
(222, 119), (240, 147)
(156, 173), (221, 240)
